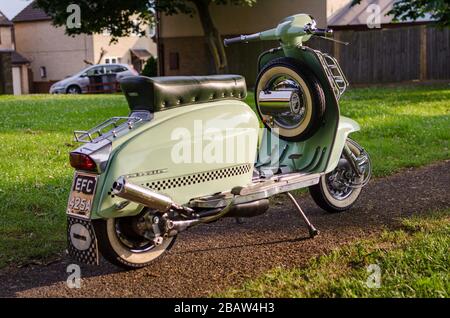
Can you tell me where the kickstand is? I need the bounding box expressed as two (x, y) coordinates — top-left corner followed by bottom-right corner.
(286, 192), (320, 238)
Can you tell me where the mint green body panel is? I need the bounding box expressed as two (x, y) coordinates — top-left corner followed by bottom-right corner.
(90, 100), (260, 220)
(260, 14), (314, 47)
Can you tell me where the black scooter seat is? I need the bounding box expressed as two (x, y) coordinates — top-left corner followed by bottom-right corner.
(120, 75), (247, 113)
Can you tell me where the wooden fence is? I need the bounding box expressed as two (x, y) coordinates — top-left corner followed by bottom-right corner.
(226, 25), (450, 87)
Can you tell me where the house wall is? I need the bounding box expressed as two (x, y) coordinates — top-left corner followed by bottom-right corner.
(326, 0), (352, 21)
(20, 64), (29, 94)
(12, 66), (21, 95)
(160, 0), (327, 38)
(0, 26), (14, 49)
(92, 33), (156, 68)
(159, 0), (327, 76)
(14, 20), (95, 82)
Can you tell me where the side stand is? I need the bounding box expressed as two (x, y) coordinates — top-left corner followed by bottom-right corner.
(286, 192), (319, 238)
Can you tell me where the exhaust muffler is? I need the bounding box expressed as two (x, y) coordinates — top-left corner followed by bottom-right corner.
(112, 176), (183, 212)
(112, 177), (270, 236)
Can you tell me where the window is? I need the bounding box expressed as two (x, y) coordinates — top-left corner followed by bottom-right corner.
(40, 66), (47, 79)
(169, 52), (179, 71)
(104, 57), (121, 64)
(105, 65), (128, 74)
(86, 66), (105, 76)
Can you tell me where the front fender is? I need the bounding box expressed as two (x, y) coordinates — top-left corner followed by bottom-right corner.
(325, 116), (360, 173)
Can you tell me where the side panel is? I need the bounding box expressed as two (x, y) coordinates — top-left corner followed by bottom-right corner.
(92, 100), (260, 219)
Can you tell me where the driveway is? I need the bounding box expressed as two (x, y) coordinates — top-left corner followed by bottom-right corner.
(1, 160), (449, 298)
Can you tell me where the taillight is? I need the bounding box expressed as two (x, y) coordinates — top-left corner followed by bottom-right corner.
(70, 152), (97, 172)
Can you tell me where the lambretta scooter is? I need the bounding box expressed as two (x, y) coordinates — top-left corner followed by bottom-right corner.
(66, 14), (371, 269)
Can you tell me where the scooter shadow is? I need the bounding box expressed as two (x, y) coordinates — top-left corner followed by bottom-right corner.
(178, 235), (313, 255)
(1, 231), (313, 297)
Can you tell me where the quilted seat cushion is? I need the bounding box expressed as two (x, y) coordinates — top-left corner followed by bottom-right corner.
(120, 75), (247, 113)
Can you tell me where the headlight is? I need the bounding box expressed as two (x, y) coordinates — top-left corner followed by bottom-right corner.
(50, 85), (64, 92)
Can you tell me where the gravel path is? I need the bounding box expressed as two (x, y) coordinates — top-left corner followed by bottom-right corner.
(1, 160), (449, 298)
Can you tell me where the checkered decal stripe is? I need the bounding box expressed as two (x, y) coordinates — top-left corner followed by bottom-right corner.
(143, 164), (251, 192)
(107, 164), (252, 197)
(67, 216), (99, 266)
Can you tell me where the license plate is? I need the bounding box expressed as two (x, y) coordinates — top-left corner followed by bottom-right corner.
(67, 172), (98, 218)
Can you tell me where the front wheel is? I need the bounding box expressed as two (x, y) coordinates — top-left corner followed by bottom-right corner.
(93, 210), (176, 270)
(66, 85), (81, 94)
(309, 139), (371, 213)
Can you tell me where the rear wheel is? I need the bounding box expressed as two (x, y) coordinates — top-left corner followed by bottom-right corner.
(93, 210), (176, 270)
(309, 140), (367, 213)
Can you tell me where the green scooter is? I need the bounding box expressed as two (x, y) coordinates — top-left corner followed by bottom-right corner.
(66, 14), (371, 269)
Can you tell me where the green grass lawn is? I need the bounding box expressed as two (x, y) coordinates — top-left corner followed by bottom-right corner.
(0, 84), (449, 268)
(218, 210), (450, 298)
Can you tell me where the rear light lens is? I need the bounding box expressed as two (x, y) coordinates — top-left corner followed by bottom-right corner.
(70, 152), (97, 172)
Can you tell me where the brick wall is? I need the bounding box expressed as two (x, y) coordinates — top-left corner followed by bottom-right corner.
(0, 52), (13, 94)
(160, 37), (214, 76)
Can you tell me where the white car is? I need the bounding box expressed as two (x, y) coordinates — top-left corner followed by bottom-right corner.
(49, 64), (138, 94)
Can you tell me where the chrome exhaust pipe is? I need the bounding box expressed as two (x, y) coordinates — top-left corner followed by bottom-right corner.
(166, 202), (234, 236)
(112, 177), (236, 235)
(112, 177), (183, 212)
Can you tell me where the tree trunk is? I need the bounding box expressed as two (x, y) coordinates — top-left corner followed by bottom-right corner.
(191, 0), (229, 74)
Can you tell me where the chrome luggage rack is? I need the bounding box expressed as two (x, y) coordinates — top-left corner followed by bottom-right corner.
(314, 50), (349, 100)
(74, 116), (143, 143)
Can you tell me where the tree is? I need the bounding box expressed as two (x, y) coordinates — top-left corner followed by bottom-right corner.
(141, 56), (158, 77)
(35, 0), (258, 74)
(351, 0), (450, 27)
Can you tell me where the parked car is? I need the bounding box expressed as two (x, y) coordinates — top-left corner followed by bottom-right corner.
(49, 64), (138, 94)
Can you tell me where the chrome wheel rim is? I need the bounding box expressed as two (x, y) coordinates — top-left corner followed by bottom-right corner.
(258, 74), (308, 129)
(325, 162), (357, 201)
(114, 216), (156, 253)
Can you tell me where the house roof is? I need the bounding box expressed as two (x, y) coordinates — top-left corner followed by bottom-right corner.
(329, 0), (434, 27)
(131, 49), (152, 60)
(0, 49), (30, 65)
(13, 1), (51, 23)
(0, 10), (13, 26)
(11, 51), (30, 65)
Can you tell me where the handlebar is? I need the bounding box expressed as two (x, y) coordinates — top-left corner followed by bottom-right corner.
(223, 15), (334, 47)
(304, 24), (333, 37)
(224, 33), (261, 47)
(310, 28), (333, 37)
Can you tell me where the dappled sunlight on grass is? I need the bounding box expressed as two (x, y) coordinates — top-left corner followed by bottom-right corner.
(0, 84), (449, 267)
(218, 210), (450, 298)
